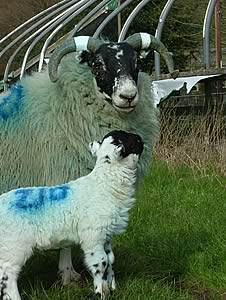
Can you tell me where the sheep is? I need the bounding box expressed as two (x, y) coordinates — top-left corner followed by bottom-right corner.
(0, 32), (178, 284)
(0, 130), (144, 300)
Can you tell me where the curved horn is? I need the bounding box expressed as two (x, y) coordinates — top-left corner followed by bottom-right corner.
(48, 36), (103, 82)
(125, 33), (179, 79)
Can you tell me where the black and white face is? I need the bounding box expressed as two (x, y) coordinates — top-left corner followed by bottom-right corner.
(89, 130), (144, 164)
(80, 43), (140, 113)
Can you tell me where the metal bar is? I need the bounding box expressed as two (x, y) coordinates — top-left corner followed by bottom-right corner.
(215, 0), (222, 68)
(39, 0), (109, 72)
(117, 0), (121, 38)
(203, 0), (216, 68)
(154, 0), (175, 77)
(20, 0), (91, 78)
(3, 0), (86, 89)
(70, 0), (109, 36)
(0, 0), (80, 59)
(93, 0), (134, 39)
(0, 0), (71, 45)
(118, 0), (151, 42)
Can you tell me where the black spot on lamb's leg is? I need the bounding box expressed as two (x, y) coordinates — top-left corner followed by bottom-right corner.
(95, 269), (101, 276)
(102, 266), (109, 281)
(0, 269), (21, 300)
(104, 241), (116, 290)
(0, 272), (9, 300)
(82, 244), (110, 299)
(102, 261), (106, 267)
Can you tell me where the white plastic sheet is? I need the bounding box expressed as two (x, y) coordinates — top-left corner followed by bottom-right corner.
(152, 74), (222, 106)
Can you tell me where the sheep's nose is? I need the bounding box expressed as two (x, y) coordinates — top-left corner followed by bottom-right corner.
(119, 92), (137, 102)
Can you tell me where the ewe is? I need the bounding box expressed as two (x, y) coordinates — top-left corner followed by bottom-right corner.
(0, 130), (143, 300)
(0, 32), (177, 284)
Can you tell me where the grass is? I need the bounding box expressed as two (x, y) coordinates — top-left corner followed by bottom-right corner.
(18, 159), (226, 300)
(13, 111), (226, 299)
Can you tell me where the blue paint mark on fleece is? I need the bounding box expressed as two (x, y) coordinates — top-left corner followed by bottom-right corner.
(11, 184), (70, 213)
(0, 84), (24, 121)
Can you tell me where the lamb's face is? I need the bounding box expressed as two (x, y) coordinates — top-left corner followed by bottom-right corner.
(89, 130), (144, 165)
(80, 43), (140, 113)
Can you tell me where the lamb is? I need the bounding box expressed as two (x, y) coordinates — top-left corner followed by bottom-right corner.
(0, 32), (177, 284)
(0, 130), (143, 300)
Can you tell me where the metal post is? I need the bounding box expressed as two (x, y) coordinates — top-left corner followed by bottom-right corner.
(203, 0), (216, 69)
(215, 0), (222, 68)
(154, 0), (175, 77)
(117, 0), (122, 37)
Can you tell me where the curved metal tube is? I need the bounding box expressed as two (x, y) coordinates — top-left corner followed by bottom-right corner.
(3, 0), (86, 89)
(118, 0), (151, 42)
(70, 0), (109, 37)
(154, 0), (175, 77)
(0, 0), (80, 59)
(20, 0), (91, 78)
(39, 0), (108, 72)
(203, 0), (216, 68)
(93, 0), (134, 39)
(0, 0), (71, 45)
(3, 14), (63, 90)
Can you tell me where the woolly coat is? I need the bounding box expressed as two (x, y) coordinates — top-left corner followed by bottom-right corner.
(0, 152), (137, 256)
(0, 54), (159, 193)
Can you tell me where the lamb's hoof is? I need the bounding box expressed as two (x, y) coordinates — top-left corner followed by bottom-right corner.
(58, 267), (81, 286)
(95, 281), (110, 300)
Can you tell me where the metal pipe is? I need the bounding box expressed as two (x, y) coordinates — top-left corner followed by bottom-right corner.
(70, 0), (109, 37)
(154, 0), (175, 77)
(0, 0), (80, 59)
(118, 0), (151, 42)
(215, 0), (222, 68)
(0, 0), (71, 44)
(20, 0), (91, 78)
(93, 0), (134, 39)
(39, 0), (109, 72)
(203, 0), (216, 68)
(117, 0), (121, 38)
(3, 0), (87, 89)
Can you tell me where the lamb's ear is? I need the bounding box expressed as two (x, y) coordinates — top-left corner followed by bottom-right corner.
(113, 144), (126, 160)
(79, 50), (95, 67)
(89, 141), (101, 156)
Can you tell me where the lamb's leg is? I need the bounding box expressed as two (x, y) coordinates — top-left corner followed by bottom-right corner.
(83, 244), (110, 299)
(58, 248), (81, 286)
(0, 243), (32, 300)
(0, 269), (21, 300)
(104, 241), (116, 290)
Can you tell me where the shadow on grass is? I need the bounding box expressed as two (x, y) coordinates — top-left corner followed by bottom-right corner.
(18, 229), (221, 300)
(19, 246), (86, 296)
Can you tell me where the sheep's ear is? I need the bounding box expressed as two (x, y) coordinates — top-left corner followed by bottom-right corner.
(79, 50), (95, 67)
(89, 141), (101, 156)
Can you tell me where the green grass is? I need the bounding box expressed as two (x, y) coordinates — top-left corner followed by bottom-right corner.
(18, 160), (226, 299)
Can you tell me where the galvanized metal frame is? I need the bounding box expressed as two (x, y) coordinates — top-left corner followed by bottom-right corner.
(154, 0), (175, 77)
(20, 0), (95, 78)
(38, 0), (110, 72)
(118, 0), (151, 42)
(0, 0), (79, 59)
(0, 0), (220, 90)
(203, 0), (216, 68)
(0, 0), (71, 45)
(93, 0), (134, 38)
(3, 0), (88, 89)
